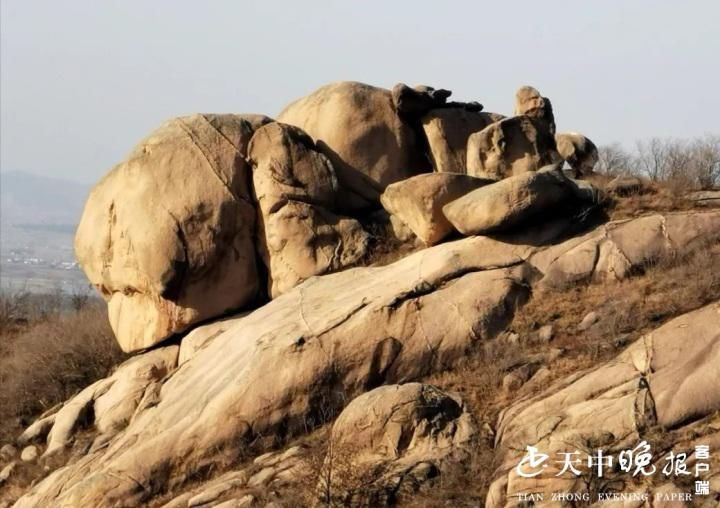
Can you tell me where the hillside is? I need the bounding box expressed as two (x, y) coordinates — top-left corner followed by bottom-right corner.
(1, 82), (719, 507)
(0, 171), (89, 226)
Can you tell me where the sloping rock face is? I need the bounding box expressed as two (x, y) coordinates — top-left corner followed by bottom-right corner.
(160, 445), (311, 508)
(14, 212), (720, 507)
(19, 346), (179, 456)
(15, 236), (531, 507)
(486, 303), (720, 507)
(248, 122), (369, 297)
(530, 210), (720, 288)
(421, 108), (504, 173)
(277, 81), (429, 195)
(380, 173), (493, 245)
(466, 115), (560, 180)
(320, 383), (476, 505)
(75, 114), (271, 352)
(443, 166), (587, 235)
(555, 132), (599, 177)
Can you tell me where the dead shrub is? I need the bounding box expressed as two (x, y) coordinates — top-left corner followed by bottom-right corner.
(0, 299), (125, 443)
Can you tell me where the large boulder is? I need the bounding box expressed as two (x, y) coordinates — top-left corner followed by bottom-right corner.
(248, 122), (369, 297)
(380, 173), (493, 245)
(443, 166), (586, 235)
(16, 235), (531, 507)
(277, 81), (430, 195)
(320, 383), (476, 505)
(487, 303), (720, 507)
(555, 132), (599, 177)
(421, 108), (505, 173)
(75, 114), (270, 352)
(466, 116), (560, 180)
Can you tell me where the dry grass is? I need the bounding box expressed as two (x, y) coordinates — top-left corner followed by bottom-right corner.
(0, 293), (125, 444)
(405, 241), (720, 506)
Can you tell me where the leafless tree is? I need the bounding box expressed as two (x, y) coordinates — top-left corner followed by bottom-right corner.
(635, 137), (672, 181)
(596, 143), (634, 176)
(689, 135), (720, 189)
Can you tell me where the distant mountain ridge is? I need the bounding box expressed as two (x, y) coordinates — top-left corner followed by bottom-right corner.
(0, 171), (90, 226)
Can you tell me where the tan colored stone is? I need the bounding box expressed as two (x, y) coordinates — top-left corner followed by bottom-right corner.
(93, 346), (179, 436)
(380, 173), (493, 245)
(75, 114), (269, 352)
(277, 81), (428, 194)
(20, 445), (38, 462)
(466, 116), (560, 180)
(178, 314), (248, 365)
(248, 122), (369, 297)
(16, 235), (531, 507)
(20, 346), (178, 456)
(321, 383), (476, 504)
(513, 85), (555, 133)
(421, 108), (504, 173)
(530, 211), (720, 288)
(686, 189), (720, 207)
(555, 132), (599, 177)
(443, 166), (581, 235)
(487, 303), (720, 507)
(0, 462), (15, 484)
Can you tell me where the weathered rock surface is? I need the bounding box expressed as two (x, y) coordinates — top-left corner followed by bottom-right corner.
(16, 210), (720, 507)
(530, 210), (720, 287)
(513, 85), (556, 134)
(466, 116), (560, 180)
(380, 172), (493, 245)
(443, 166), (586, 235)
(75, 114), (270, 352)
(486, 302), (720, 507)
(686, 190), (720, 207)
(0, 462), (15, 485)
(421, 108), (504, 173)
(277, 81), (428, 194)
(20, 345), (178, 456)
(248, 122), (369, 297)
(320, 383), (476, 505)
(555, 132), (599, 177)
(15, 235), (532, 507)
(161, 446), (309, 508)
(177, 314), (247, 365)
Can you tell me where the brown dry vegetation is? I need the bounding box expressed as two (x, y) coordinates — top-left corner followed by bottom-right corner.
(404, 239), (720, 506)
(0, 293), (125, 444)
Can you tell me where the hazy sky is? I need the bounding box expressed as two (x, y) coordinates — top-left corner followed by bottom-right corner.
(1, 1), (719, 183)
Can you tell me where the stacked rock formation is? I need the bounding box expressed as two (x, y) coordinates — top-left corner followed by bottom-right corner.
(10, 80), (719, 507)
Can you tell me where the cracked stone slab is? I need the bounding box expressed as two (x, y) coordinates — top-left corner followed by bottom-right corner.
(530, 210), (720, 288)
(487, 302), (720, 507)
